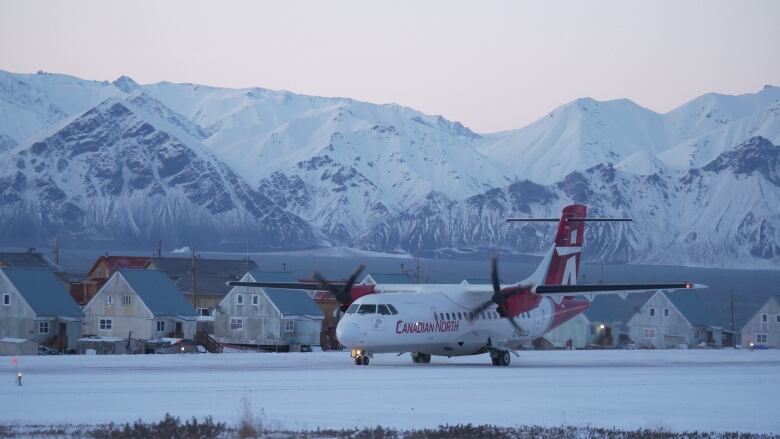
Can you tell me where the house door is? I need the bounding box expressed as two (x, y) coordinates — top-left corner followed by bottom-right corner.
(175, 322), (183, 338)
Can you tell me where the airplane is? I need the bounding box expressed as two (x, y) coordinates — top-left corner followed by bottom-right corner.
(229, 204), (704, 366)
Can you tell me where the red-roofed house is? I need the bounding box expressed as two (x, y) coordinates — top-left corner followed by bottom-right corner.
(70, 256), (151, 305)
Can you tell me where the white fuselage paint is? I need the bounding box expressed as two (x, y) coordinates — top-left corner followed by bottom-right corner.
(335, 284), (555, 356)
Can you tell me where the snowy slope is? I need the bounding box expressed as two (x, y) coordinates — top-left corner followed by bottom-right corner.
(478, 98), (668, 183)
(0, 94), (320, 250)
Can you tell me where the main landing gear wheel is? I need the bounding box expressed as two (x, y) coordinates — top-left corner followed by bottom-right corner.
(361, 356), (369, 366)
(411, 352), (431, 364)
(491, 350), (510, 366)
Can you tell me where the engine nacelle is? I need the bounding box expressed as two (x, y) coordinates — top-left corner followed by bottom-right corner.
(498, 287), (541, 318)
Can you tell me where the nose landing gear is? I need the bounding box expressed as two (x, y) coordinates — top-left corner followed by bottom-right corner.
(351, 348), (370, 366)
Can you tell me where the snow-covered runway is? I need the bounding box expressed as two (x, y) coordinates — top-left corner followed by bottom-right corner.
(1, 350), (778, 433)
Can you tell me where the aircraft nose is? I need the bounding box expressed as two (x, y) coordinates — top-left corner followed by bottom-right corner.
(336, 320), (362, 348)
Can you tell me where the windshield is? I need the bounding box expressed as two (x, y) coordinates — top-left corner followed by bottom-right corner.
(345, 304), (359, 314)
(358, 304), (376, 314)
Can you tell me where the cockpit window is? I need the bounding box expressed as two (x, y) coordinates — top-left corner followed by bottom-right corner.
(387, 304), (399, 315)
(346, 304), (359, 314)
(378, 304), (391, 315)
(358, 304), (376, 314)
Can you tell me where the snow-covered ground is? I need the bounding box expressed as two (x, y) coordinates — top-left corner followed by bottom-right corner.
(0, 350), (778, 433)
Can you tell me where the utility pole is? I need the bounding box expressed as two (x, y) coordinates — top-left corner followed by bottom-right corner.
(156, 240), (163, 258)
(730, 290), (735, 332)
(52, 236), (60, 266)
(415, 257), (420, 284)
(191, 246), (197, 315)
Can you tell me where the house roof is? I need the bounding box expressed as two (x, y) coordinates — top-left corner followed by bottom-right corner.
(263, 288), (324, 317)
(88, 256), (150, 277)
(0, 250), (62, 271)
(363, 273), (415, 284)
(666, 291), (711, 327)
(585, 293), (652, 324)
(174, 273), (241, 296)
(148, 256), (258, 278)
(247, 271), (298, 283)
(1, 268), (83, 317)
(118, 269), (197, 316)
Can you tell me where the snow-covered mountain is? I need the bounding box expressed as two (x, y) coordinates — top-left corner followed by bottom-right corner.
(0, 69), (778, 268)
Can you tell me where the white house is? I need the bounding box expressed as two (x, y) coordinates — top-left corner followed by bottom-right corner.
(84, 270), (197, 340)
(0, 268), (83, 353)
(741, 295), (780, 348)
(628, 290), (714, 349)
(214, 271), (324, 350)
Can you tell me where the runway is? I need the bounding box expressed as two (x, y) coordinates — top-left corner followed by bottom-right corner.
(1, 350), (778, 433)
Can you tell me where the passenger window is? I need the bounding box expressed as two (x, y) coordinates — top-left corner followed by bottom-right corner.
(387, 304), (399, 315)
(446, 313), (451, 320)
(378, 305), (391, 315)
(457, 312), (462, 320)
(358, 304), (376, 314)
(346, 304), (358, 314)
(481, 312), (485, 320)
(439, 313), (444, 320)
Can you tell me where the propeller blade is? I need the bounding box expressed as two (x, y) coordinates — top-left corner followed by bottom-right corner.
(343, 264), (365, 292)
(490, 256), (501, 295)
(469, 300), (494, 320)
(506, 316), (523, 333)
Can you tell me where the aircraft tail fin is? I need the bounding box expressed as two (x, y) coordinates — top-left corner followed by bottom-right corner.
(508, 205), (630, 287)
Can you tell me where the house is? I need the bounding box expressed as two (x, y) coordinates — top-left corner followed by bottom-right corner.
(585, 293), (651, 347)
(146, 256), (258, 316)
(214, 271), (324, 350)
(70, 255), (152, 305)
(84, 269), (198, 341)
(627, 290), (732, 348)
(545, 313), (591, 349)
(0, 249), (62, 271)
(740, 295), (780, 348)
(0, 268), (84, 353)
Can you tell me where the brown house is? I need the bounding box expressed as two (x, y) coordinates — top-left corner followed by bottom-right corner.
(70, 255), (151, 305)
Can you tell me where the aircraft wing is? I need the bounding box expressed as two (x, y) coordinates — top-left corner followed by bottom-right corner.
(227, 281), (340, 290)
(533, 282), (706, 300)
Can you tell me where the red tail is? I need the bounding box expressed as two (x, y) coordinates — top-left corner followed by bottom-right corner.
(544, 204), (586, 285)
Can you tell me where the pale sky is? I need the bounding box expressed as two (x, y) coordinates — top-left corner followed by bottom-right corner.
(1, 0), (779, 132)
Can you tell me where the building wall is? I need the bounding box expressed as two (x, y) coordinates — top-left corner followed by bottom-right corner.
(84, 274), (154, 340)
(545, 314), (589, 349)
(0, 273), (37, 340)
(628, 292), (702, 348)
(214, 287), (322, 346)
(741, 297), (780, 348)
(184, 293), (222, 314)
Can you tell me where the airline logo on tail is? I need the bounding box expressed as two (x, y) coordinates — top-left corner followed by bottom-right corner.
(545, 204), (585, 286)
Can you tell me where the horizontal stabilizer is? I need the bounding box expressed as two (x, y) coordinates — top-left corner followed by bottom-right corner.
(506, 218), (632, 222)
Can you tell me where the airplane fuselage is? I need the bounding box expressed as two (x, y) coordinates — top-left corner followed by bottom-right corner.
(335, 284), (589, 356)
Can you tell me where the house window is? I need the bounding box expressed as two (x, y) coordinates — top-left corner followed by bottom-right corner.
(776, 315), (780, 324)
(106, 294), (114, 305)
(196, 308), (210, 317)
(644, 328), (655, 338)
(756, 334), (768, 344)
(649, 308), (656, 317)
(252, 294), (259, 306)
(762, 313), (768, 323)
(236, 294), (244, 305)
(38, 321), (49, 334)
(663, 308), (670, 318)
(2, 293), (9, 306)
(284, 320), (295, 332)
(99, 319), (113, 330)
(156, 321), (165, 332)
(230, 317), (243, 330)
(122, 295), (131, 306)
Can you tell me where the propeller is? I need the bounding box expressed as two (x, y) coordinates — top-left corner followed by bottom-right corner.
(313, 264), (365, 307)
(469, 257), (527, 333)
